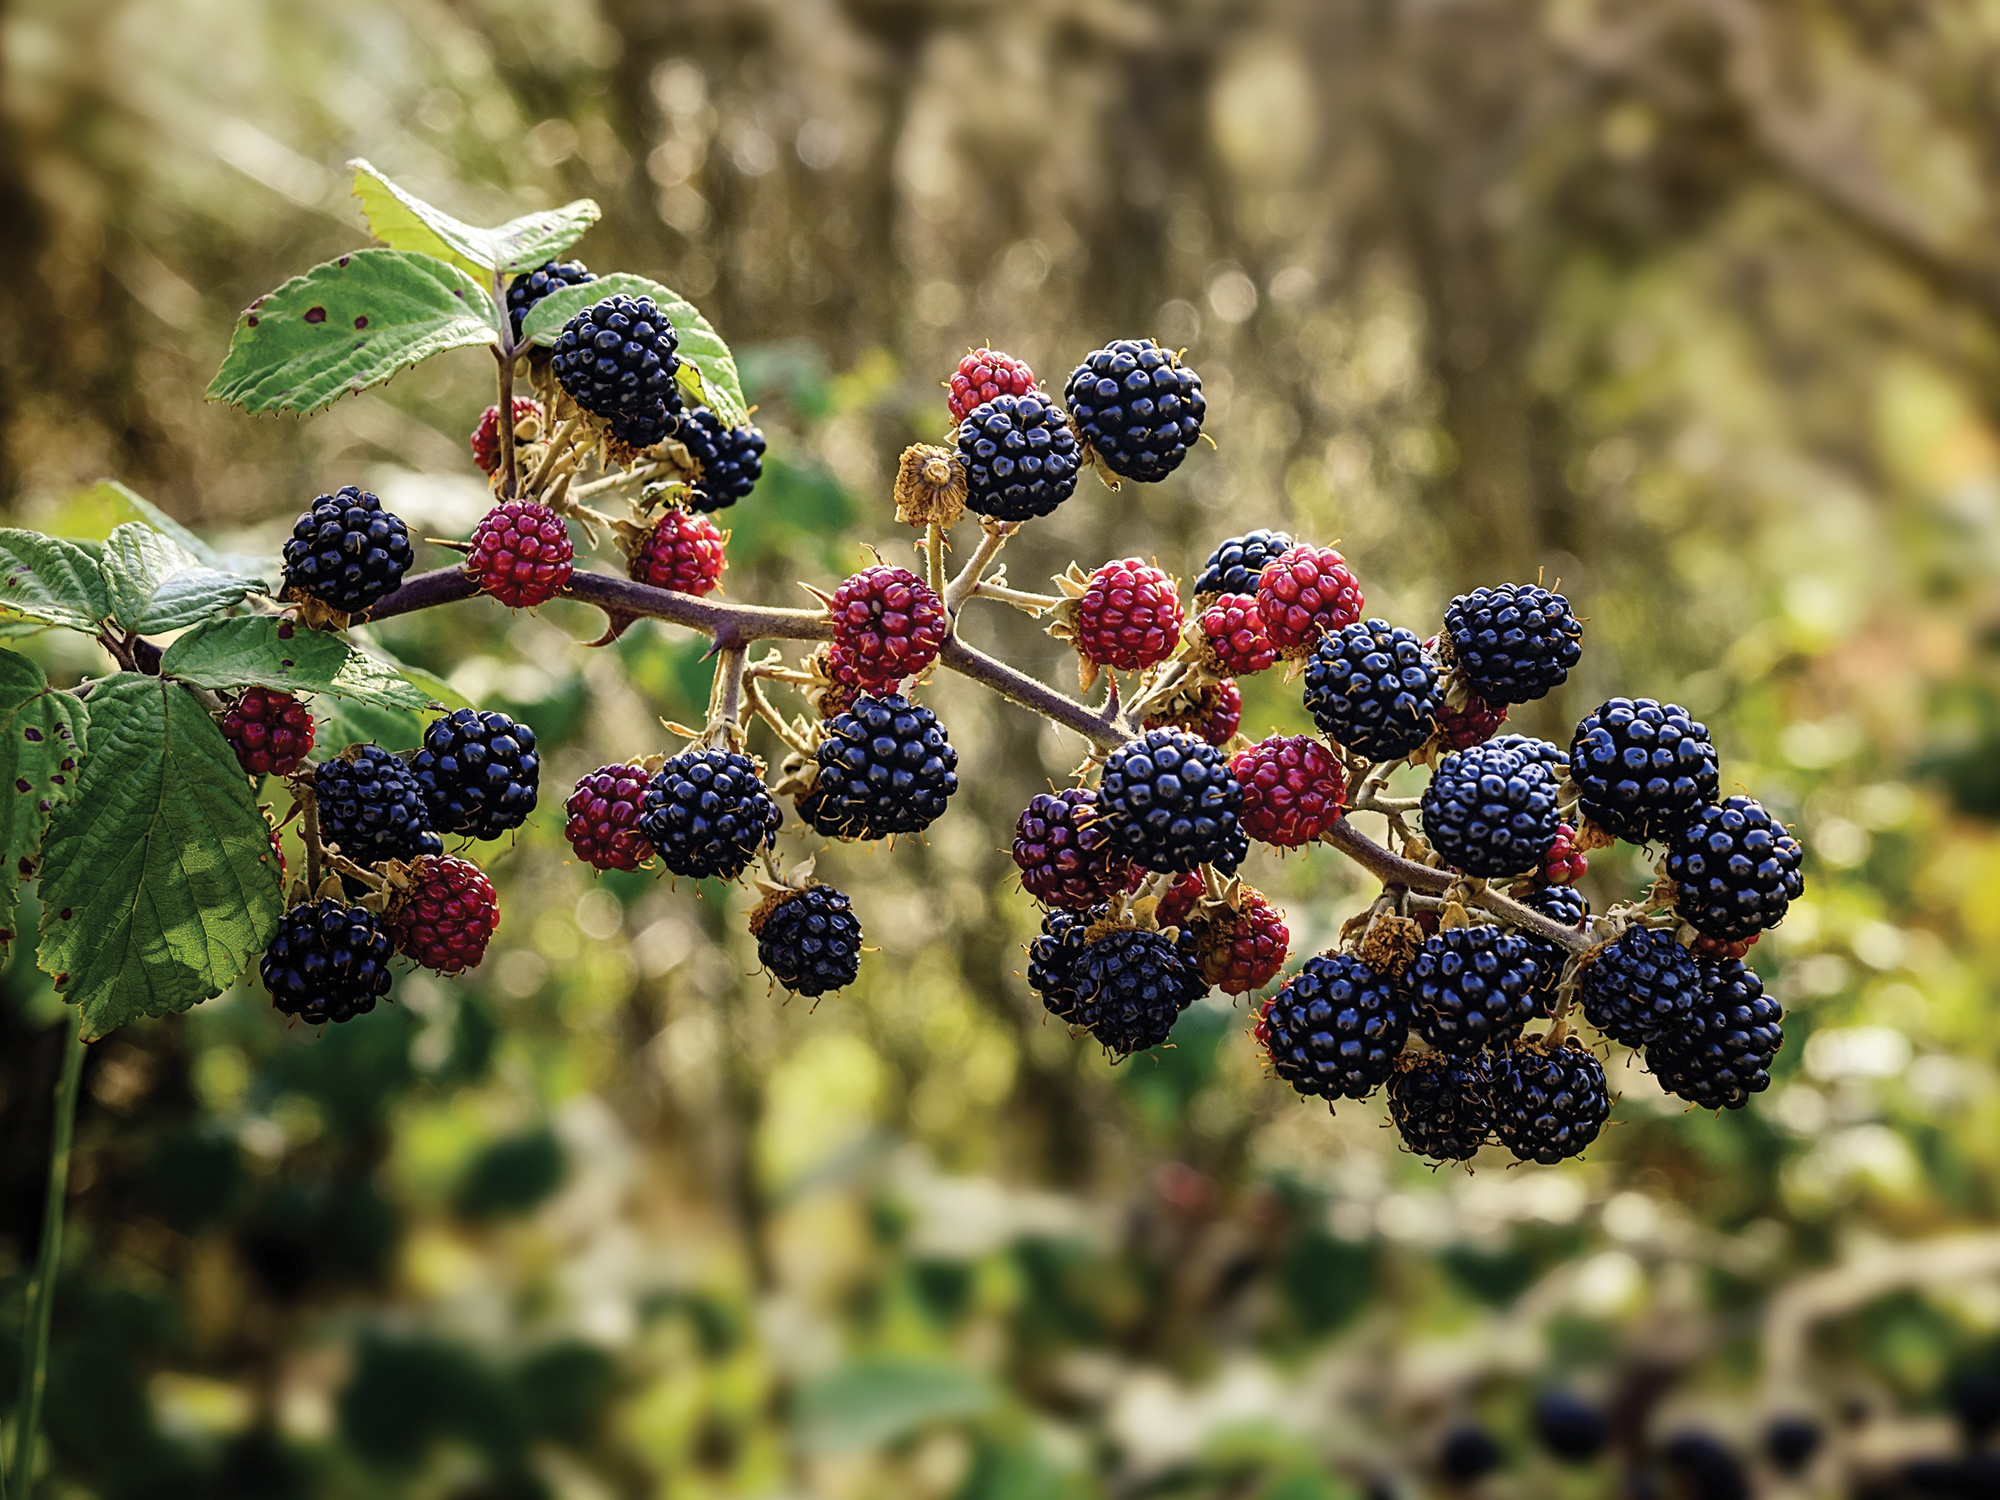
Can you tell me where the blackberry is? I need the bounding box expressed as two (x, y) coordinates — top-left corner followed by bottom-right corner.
(1194, 529), (1293, 601)
(1302, 619), (1442, 761)
(221, 687), (315, 778)
(1188, 888), (1289, 993)
(506, 258), (595, 338)
(470, 397), (543, 476)
(1533, 1393), (1610, 1464)
(1259, 952), (1408, 1101)
(551, 293), (681, 421)
(1073, 558), (1184, 672)
(1570, 698), (1718, 843)
(1071, 926), (1206, 1056)
(1442, 583), (1583, 704)
(1229, 734), (1345, 848)
(1440, 1426), (1504, 1483)
(1645, 959), (1783, 1109)
(1763, 1416), (1822, 1475)
(608, 402), (677, 451)
(1097, 729), (1244, 873)
(1420, 741), (1563, 877)
(1405, 925), (1541, 1054)
(564, 763), (652, 872)
(1012, 786), (1138, 911)
(1516, 883), (1589, 1013)
(1489, 733), (1568, 773)
(1027, 908), (1092, 1023)
(947, 347), (1037, 424)
(313, 745), (441, 865)
(390, 854), (499, 975)
(1485, 1037), (1610, 1164)
(410, 709), (540, 840)
(803, 693), (958, 840)
(955, 393), (1081, 521)
(752, 885), (863, 997)
(1387, 1051), (1491, 1162)
(260, 898), (394, 1025)
(639, 747), (781, 881)
(1665, 796), (1805, 941)
(675, 406), (767, 512)
(1064, 338), (1206, 482)
(1578, 925), (1700, 1047)
(280, 485), (414, 617)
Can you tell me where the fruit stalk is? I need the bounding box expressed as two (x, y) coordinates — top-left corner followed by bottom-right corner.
(11, 1025), (86, 1499)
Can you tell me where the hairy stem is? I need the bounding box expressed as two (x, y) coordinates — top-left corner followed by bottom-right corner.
(943, 522), (1015, 616)
(493, 336), (519, 501)
(12, 1026), (85, 1498)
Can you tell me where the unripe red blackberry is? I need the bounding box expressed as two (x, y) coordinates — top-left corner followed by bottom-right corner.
(827, 565), (947, 688)
(1406, 924), (1541, 1054)
(221, 687), (315, 778)
(1260, 951), (1408, 1101)
(1578, 925), (1701, 1047)
(1011, 786), (1140, 911)
(1387, 1050), (1491, 1162)
(1255, 545), (1363, 656)
(1064, 338), (1206, 483)
(1228, 735), (1345, 848)
(1154, 871), (1204, 931)
(261, 898), (394, 1025)
(1664, 796), (1804, 941)
(1098, 729), (1244, 873)
(1073, 558), (1184, 672)
(1485, 1037), (1610, 1164)
(1442, 583), (1583, 705)
(1195, 594), (1277, 676)
(1187, 888), (1289, 993)
(1302, 619), (1441, 761)
(1569, 697), (1718, 843)
(391, 854), (499, 975)
(466, 500), (574, 608)
(807, 642), (865, 719)
(1145, 679), (1241, 747)
(1645, 959), (1783, 1109)
(565, 763), (653, 872)
(1421, 740), (1564, 878)
(1436, 693), (1509, 750)
(947, 347), (1037, 423)
(470, 397), (544, 477)
(1542, 823), (1588, 885)
(1194, 529), (1293, 602)
(752, 885), (863, 997)
(628, 507), (726, 597)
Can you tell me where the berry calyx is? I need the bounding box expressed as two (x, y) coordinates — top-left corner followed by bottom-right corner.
(628, 507), (726, 597)
(280, 486), (414, 618)
(1406, 924), (1541, 1054)
(221, 687), (315, 778)
(1420, 740), (1564, 878)
(639, 748), (782, 882)
(1195, 593), (1277, 676)
(1073, 558), (1184, 672)
(827, 565), (947, 688)
(470, 397), (544, 477)
(261, 898), (395, 1025)
(1441, 583), (1583, 705)
(947, 348), (1038, 424)
(466, 500), (575, 608)
(1187, 887), (1289, 993)
(1228, 734), (1345, 848)
(751, 885), (863, 997)
(1064, 339), (1206, 483)
(1260, 951), (1408, 1101)
(1012, 787), (1140, 911)
(391, 854), (499, 975)
(565, 764), (653, 872)
(1098, 729), (1245, 873)
(1302, 618), (1441, 761)
(1255, 545), (1364, 656)
(1485, 1037), (1610, 1164)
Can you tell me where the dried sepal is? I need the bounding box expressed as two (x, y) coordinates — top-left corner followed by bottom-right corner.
(893, 444), (968, 529)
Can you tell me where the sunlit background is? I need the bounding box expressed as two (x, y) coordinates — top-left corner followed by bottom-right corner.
(7, 1), (2000, 1496)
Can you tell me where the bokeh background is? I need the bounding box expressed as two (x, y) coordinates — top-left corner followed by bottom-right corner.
(5, 1), (2000, 1496)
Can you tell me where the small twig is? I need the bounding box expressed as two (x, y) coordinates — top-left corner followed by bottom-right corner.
(745, 677), (814, 757)
(708, 644), (749, 739)
(574, 460), (667, 501)
(300, 790), (324, 893)
(971, 580), (1063, 613)
(924, 521), (947, 598)
(527, 415), (584, 497)
(492, 282), (521, 499)
(943, 521), (1016, 617)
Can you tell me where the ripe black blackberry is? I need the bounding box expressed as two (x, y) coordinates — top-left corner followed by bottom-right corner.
(752, 885), (862, 997)
(1645, 959), (1783, 1109)
(1387, 1051), (1491, 1162)
(609, 403), (676, 452)
(280, 485), (414, 616)
(1517, 883), (1588, 1014)
(313, 745), (442, 865)
(802, 693), (958, 840)
(1194, 529), (1293, 601)
(1578, 925), (1701, 1047)
(410, 708), (539, 839)
(1405, 925), (1541, 1054)
(1488, 733), (1568, 773)
(1301, 618), (1442, 761)
(1063, 338), (1206, 482)
(1569, 697), (1718, 843)
(1097, 729), (1244, 873)
(955, 393), (1081, 521)
(675, 406), (768, 512)
(260, 898), (394, 1024)
(1027, 908), (1092, 1023)
(551, 293), (682, 421)
(1665, 796), (1805, 941)
(1533, 1393), (1609, 1464)
(1259, 952), (1409, 1101)
(506, 259), (595, 338)
(1441, 583), (1583, 704)
(1420, 741), (1563, 878)
(638, 747), (781, 881)
(1071, 926), (1206, 1056)
(1484, 1037), (1610, 1164)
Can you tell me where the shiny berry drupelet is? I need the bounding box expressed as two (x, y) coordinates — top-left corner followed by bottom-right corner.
(1188, 888), (1289, 993)
(313, 746), (441, 865)
(1578, 925), (1701, 1047)
(803, 693), (958, 840)
(470, 397), (544, 477)
(1569, 697), (1718, 843)
(1012, 786), (1138, 912)
(1303, 618), (1441, 761)
(222, 687), (314, 778)
(1027, 908), (1092, 1024)
(391, 855), (499, 975)
(1442, 583), (1583, 705)
(675, 407), (767, 512)
(1665, 796), (1805, 941)
(609, 403), (676, 451)
(1146, 679), (1241, 747)
(565, 764), (653, 872)
(281, 485), (414, 617)
(1485, 1037), (1610, 1164)
(551, 293), (682, 421)
(411, 708), (539, 840)
(1064, 338), (1206, 483)
(955, 393), (1081, 522)
(1260, 951), (1408, 1101)
(753, 885), (863, 997)
(506, 258), (595, 338)
(1388, 1051), (1492, 1162)
(1645, 959), (1783, 1109)
(261, 898), (395, 1025)
(827, 565), (947, 689)
(467, 500), (574, 608)
(1196, 593), (1276, 676)
(628, 507), (726, 597)
(1071, 927), (1206, 1056)
(1098, 729), (1245, 873)
(1229, 734), (1344, 848)
(1073, 558), (1184, 672)
(947, 347), (1037, 423)
(1421, 740), (1564, 878)
(1406, 925), (1541, 1055)
(1255, 545), (1363, 656)
(639, 748), (781, 882)
(1194, 529), (1293, 601)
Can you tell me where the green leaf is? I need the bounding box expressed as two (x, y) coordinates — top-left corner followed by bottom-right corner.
(58, 480), (280, 582)
(205, 248), (500, 416)
(487, 201), (604, 275)
(348, 159), (602, 278)
(101, 524), (266, 633)
(0, 651), (87, 960)
(791, 1357), (996, 1454)
(160, 617), (434, 709)
(517, 273), (748, 425)
(37, 675), (283, 1038)
(0, 531), (111, 632)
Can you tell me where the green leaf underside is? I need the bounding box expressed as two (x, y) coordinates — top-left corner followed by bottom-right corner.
(791, 1357), (996, 1454)
(0, 651), (87, 960)
(517, 273), (749, 426)
(161, 617), (434, 710)
(64, 480), (280, 582)
(349, 159), (601, 278)
(0, 530), (112, 632)
(101, 524), (266, 633)
(205, 248), (500, 416)
(37, 675), (282, 1039)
